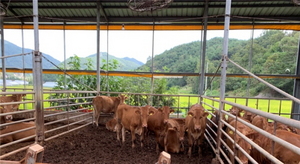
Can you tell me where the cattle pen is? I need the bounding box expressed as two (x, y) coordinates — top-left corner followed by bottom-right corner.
(1, 0), (300, 164)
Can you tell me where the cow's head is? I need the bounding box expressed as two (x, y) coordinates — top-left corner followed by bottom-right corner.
(229, 106), (243, 117)
(188, 108), (209, 131)
(138, 106), (155, 128)
(158, 106), (174, 124)
(0, 105), (14, 124)
(118, 94), (128, 105)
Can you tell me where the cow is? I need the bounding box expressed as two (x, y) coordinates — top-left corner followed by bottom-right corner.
(247, 130), (300, 164)
(92, 95), (125, 127)
(115, 104), (156, 148)
(185, 103), (209, 158)
(226, 119), (254, 164)
(106, 118), (118, 132)
(268, 121), (290, 131)
(0, 121), (35, 144)
(147, 106), (174, 152)
(226, 106), (243, 123)
(160, 118), (186, 153)
(0, 94), (26, 124)
(0, 104), (15, 125)
(242, 110), (257, 122)
(0, 94), (26, 111)
(251, 115), (268, 130)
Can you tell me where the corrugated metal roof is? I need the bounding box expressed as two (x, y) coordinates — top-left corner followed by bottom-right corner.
(0, 0), (299, 30)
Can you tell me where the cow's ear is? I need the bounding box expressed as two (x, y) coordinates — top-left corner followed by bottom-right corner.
(246, 132), (258, 140)
(188, 112), (193, 117)
(135, 109), (141, 115)
(149, 111), (154, 116)
(158, 108), (163, 112)
(170, 109), (175, 114)
(203, 112), (209, 117)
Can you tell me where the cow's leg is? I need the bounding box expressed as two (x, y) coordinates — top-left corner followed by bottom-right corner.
(95, 111), (101, 127)
(130, 127), (136, 148)
(116, 123), (121, 144)
(155, 133), (161, 153)
(187, 133), (193, 158)
(140, 127), (145, 148)
(121, 126), (126, 144)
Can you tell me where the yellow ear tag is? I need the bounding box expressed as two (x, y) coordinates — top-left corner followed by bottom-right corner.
(188, 114), (193, 117)
(229, 130), (233, 134)
(149, 113), (153, 116)
(170, 112), (173, 114)
(287, 128), (291, 132)
(225, 115), (229, 121)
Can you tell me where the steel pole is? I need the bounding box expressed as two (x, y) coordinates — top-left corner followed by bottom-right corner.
(292, 36), (300, 120)
(216, 0), (232, 161)
(96, 2), (101, 95)
(32, 0), (45, 146)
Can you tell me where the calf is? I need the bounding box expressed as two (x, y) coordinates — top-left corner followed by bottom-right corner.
(147, 106), (174, 152)
(0, 121), (35, 144)
(226, 106), (243, 123)
(247, 130), (300, 164)
(161, 118), (185, 153)
(92, 95), (124, 126)
(116, 104), (156, 148)
(226, 119), (253, 164)
(242, 110), (257, 122)
(106, 118), (118, 132)
(251, 115), (268, 130)
(185, 103), (209, 158)
(0, 94), (26, 111)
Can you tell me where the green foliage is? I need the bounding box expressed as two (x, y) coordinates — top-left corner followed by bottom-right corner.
(48, 55), (123, 110)
(145, 30), (299, 97)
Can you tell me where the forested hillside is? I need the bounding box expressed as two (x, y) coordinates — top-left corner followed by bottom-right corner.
(139, 30), (299, 97)
(0, 40), (60, 69)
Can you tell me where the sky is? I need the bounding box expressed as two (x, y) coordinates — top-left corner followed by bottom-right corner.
(3, 29), (264, 63)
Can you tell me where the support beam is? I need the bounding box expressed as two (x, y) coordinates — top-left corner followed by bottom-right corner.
(32, 0), (45, 145)
(292, 37), (300, 121)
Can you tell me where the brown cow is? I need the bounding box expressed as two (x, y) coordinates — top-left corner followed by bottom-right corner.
(106, 118), (118, 132)
(160, 118), (186, 153)
(251, 115), (268, 130)
(242, 110), (257, 122)
(226, 106), (243, 123)
(92, 95), (124, 126)
(0, 94), (26, 111)
(226, 119), (254, 164)
(185, 103), (209, 158)
(147, 106), (174, 152)
(116, 104), (156, 148)
(247, 130), (300, 164)
(0, 121), (35, 144)
(268, 121), (290, 131)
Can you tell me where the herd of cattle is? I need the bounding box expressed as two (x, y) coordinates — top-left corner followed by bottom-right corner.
(1, 93), (300, 164)
(92, 94), (209, 158)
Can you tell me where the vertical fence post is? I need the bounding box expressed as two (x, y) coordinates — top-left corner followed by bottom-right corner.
(292, 37), (300, 120)
(216, 0), (232, 162)
(32, 0), (45, 145)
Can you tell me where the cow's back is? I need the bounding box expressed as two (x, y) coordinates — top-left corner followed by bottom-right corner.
(0, 122), (35, 144)
(93, 96), (120, 113)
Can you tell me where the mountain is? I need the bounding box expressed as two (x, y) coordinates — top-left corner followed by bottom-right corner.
(82, 53), (144, 71)
(0, 40), (144, 71)
(0, 40), (60, 69)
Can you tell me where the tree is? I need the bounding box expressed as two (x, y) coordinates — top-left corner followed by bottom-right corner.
(48, 55), (122, 110)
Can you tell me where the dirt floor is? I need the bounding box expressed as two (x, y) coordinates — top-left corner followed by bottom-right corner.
(2, 124), (215, 164)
